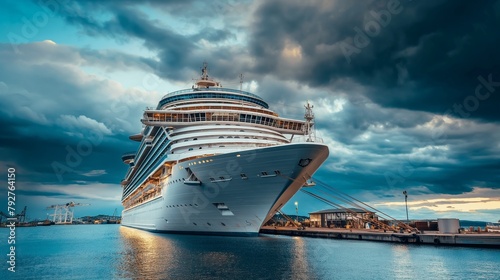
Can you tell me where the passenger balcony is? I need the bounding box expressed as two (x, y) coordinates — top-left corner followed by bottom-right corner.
(121, 152), (136, 164)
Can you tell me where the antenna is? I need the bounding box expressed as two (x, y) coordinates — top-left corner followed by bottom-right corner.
(303, 101), (316, 142)
(201, 61), (209, 80)
(239, 73), (244, 91)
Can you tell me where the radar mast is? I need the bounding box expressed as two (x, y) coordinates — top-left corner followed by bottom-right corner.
(303, 101), (316, 142)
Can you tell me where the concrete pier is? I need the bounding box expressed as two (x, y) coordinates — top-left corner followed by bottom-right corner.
(260, 226), (500, 248)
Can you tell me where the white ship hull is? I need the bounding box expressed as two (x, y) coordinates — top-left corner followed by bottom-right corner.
(121, 143), (328, 236)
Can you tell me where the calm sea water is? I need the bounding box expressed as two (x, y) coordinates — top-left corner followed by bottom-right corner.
(1, 225), (498, 280)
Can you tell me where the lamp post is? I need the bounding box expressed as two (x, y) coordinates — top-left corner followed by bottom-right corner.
(403, 190), (409, 223)
(294, 201), (299, 223)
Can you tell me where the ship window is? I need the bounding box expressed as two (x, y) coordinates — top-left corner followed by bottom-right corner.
(221, 222), (226, 226)
(244, 137), (249, 139)
(219, 136), (224, 138)
(261, 171), (268, 176)
(227, 136), (233, 138)
(199, 147), (202, 149)
(193, 138), (198, 140)
(210, 177), (215, 182)
(194, 204), (198, 207)
(274, 170), (281, 175)
(190, 204), (192, 206)
(240, 173), (248, 180)
(219, 145), (225, 147)
(235, 136), (240, 138)
(240, 130), (244, 132)
(219, 176), (225, 180)
(193, 222), (197, 226)
(207, 222), (211, 226)
(188, 148), (193, 151)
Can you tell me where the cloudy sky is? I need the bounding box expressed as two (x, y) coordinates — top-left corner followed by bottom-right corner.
(1, 0), (499, 223)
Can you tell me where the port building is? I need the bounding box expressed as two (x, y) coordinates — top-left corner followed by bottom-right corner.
(309, 208), (376, 229)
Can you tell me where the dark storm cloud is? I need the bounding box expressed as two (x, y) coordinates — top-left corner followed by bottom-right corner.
(39, 0), (247, 81)
(41, 0), (500, 122)
(0, 42), (150, 186)
(249, 0), (500, 121)
(190, 27), (236, 43)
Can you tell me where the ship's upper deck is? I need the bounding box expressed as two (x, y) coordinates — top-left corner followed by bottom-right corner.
(157, 63), (269, 109)
(157, 87), (269, 109)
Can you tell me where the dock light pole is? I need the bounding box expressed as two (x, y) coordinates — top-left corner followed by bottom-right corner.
(294, 201), (299, 223)
(403, 190), (409, 223)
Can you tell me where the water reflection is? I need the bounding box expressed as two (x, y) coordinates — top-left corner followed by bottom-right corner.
(112, 228), (499, 280)
(391, 245), (415, 279)
(114, 229), (314, 279)
(291, 236), (311, 278)
(116, 226), (179, 279)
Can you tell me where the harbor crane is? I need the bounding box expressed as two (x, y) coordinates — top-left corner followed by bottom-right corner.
(46, 201), (90, 224)
(0, 206), (27, 224)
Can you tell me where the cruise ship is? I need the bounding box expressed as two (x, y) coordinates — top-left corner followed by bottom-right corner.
(120, 64), (329, 236)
